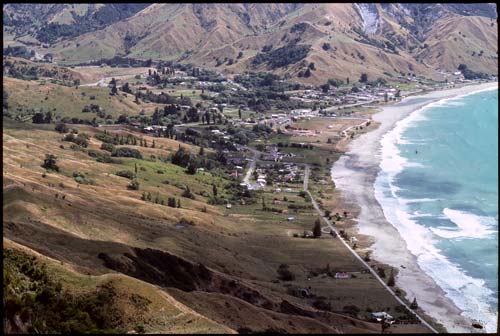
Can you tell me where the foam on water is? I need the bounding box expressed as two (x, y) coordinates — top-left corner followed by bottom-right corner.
(375, 87), (498, 332)
(430, 208), (498, 240)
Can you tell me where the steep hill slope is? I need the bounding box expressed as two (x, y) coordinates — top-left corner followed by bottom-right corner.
(4, 3), (497, 84)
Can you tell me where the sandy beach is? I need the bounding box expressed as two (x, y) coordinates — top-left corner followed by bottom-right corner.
(330, 81), (498, 333)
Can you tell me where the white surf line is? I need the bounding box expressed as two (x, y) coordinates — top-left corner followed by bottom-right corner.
(303, 163), (439, 333)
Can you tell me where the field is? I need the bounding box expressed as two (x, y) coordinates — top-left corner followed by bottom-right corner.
(4, 77), (166, 122)
(3, 116), (431, 333)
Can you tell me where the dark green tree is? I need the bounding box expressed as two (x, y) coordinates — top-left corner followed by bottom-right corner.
(42, 154), (59, 172)
(313, 218), (322, 238)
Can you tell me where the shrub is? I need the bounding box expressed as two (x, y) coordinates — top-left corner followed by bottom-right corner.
(63, 133), (89, 148)
(313, 299), (332, 311)
(181, 186), (195, 199)
(95, 132), (118, 144)
(41, 154), (59, 172)
(115, 170), (135, 179)
(277, 264), (295, 281)
(73, 171), (90, 184)
(100, 143), (114, 152)
(112, 147), (142, 159)
(343, 305), (360, 316)
(252, 43), (311, 69)
(127, 179), (140, 190)
(54, 123), (69, 133)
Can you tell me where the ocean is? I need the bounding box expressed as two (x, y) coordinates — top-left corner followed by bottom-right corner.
(375, 87), (498, 332)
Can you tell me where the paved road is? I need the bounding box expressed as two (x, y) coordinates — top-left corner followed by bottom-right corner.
(323, 99), (377, 112)
(242, 148), (259, 185)
(302, 164), (438, 333)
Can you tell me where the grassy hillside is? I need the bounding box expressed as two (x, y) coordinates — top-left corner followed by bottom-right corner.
(3, 117), (432, 333)
(3, 77), (164, 123)
(3, 239), (232, 334)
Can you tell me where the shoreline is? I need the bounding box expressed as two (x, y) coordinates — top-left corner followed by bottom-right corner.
(330, 81), (498, 333)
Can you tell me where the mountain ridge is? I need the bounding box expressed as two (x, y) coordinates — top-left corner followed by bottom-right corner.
(3, 3), (498, 83)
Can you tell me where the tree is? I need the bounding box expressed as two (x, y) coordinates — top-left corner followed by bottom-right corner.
(360, 73), (368, 83)
(387, 269), (395, 286)
(313, 218), (322, 238)
(320, 83), (330, 93)
(182, 186), (195, 199)
(304, 68), (312, 78)
(186, 162), (197, 175)
(32, 112), (46, 124)
(55, 123), (68, 133)
(127, 179), (140, 190)
(410, 298), (418, 309)
(384, 92), (389, 103)
(44, 111), (53, 123)
(199, 146), (204, 156)
(42, 154), (59, 172)
(212, 183), (218, 197)
(110, 85), (118, 96)
(346, 77), (350, 84)
(238, 108), (242, 119)
(277, 264), (295, 281)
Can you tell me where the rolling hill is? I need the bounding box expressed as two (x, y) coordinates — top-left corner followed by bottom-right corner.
(3, 3), (498, 84)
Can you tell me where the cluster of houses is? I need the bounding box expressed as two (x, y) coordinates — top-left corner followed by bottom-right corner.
(260, 145), (296, 162)
(251, 161), (302, 189)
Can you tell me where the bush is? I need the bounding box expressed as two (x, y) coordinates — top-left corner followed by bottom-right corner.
(181, 186), (195, 199)
(3, 248), (122, 334)
(313, 299), (332, 311)
(95, 132), (118, 144)
(343, 305), (360, 316)
(115, 170), (135, 179)
(54, 123), (69, 133)
(41, 154), (59, 172)
(63, 133), (89, 148)
(73, 171), (90, 185)
(100, 143), (114, 152)
(127, 179), (140, 190)
(112, 147), (143, 159)
(252, 43), (311, 69)
(277, 264), (295, 281)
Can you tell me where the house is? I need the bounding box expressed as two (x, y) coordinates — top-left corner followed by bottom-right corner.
(371, 312), (395, 323)
(334, 272), (349, 279)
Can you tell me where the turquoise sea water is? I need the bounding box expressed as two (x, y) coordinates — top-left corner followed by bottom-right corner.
(375, 88), (498, 331)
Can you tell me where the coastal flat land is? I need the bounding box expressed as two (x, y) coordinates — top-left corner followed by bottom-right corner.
(330, 81), (499, 333)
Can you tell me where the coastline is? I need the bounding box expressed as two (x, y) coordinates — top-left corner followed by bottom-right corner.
(330, 81), (499, 333)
